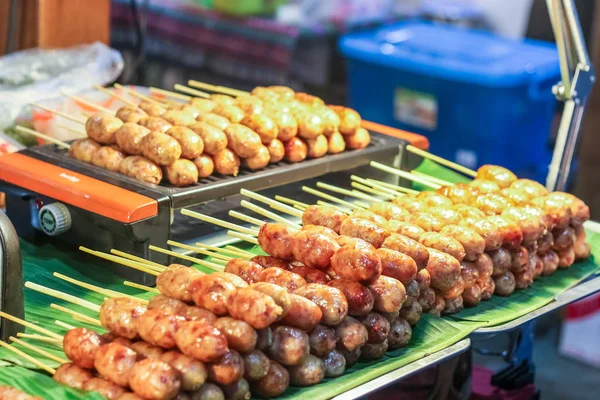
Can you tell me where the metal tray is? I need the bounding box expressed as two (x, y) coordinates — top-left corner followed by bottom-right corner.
(331, 339), (471, 400)
(24, 131), (403, 209)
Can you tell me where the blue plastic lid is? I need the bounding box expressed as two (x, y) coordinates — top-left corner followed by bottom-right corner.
(339, 22), (560, 87)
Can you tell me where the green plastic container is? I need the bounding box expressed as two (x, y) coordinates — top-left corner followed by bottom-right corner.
(213, 0), (286, 16)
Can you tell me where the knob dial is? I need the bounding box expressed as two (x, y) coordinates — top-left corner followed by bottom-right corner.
(38, 203), (71, 236)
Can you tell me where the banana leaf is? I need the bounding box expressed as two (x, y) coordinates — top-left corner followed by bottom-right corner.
(0, 366), (103, 399)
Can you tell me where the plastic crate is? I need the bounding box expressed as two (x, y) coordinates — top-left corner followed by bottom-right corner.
(339, 22), (560, 182)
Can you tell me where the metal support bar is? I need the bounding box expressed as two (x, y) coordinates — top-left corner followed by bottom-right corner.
(545, 0), (595, 191)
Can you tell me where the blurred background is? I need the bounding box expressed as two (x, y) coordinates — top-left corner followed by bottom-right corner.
(1, 1), (600, 399)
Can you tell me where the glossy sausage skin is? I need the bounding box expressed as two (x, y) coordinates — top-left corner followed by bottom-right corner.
(99, 297), (146, 340)
(368, 276), (407, 313)
(339, 217), (390, 248)
(419, 232), (466, 263)
(224, 258), (264, 284)
(282, 294), (323, 331)
(227, 287), (284, 329)
(292, 228), (340, 270)
(376, 247), (417, 284)
(425, 249), (462, 293)
(258, 223), (295, 260)
(331, 237), (382, 284)
(63, 328), (104, 369)
(328, 278), (374, 317)
(302, 205), (348, 234)
(294, 284), (348, 326)
(259, 267), (307, 293)
(382, 234), (430, 270)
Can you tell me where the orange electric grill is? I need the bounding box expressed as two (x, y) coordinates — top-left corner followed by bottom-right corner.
(0, 123), (428, 283)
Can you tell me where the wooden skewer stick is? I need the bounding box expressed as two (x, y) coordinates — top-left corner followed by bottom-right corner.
(316, 200), (350, 213)
(25, 282), (101, 313)
(354, 200), (371, 209)
(187, 80), (247, 97)
(173, 84), (211, 99)
(124, 281), (160, 294)
(224, 245), (255, 257)
(50, 304), (102, 326)
(80, 247), (160, 276)
(406, 144), (477, 177)
(52, 272), (147, 304)
(15, 126), (70, 149)
(0, 312), (63, 340)
(350, 183), (395, 200)
(227, 230), (259, 245)
(167, 240), (233, 262)
(240, 189), (303, 218)
(240, 200), (300, 230)
(16, 333), (62, 345)
(93, 84), (137, 107)
(210, 258), (227, 265)
(302, 186), (364, 210)
(61, 91), (114, 115)
(316, 181), (383, 203)
(149, 245), (224, 272)
(350, 176), (405, 197)
(293, 205), (305, 211)
(410, 170), (455, 187)
(109, 250), (166, 271)
(181, 209), (259, 236)
(370, 161), (442, 189)
(149, 87), (191, 101)
(9, 336), (68, 364)
(55, 320), (76, 330)
(114, 84), (164, 105)
(56, 124), (86, 137)
(365, 178), (418, 195)
(0, 340), (56, 374)
(274, 196), (309, 209)
(229, 211), (265, 228)
(191, 242), (252, 259)
(29, 103), (86, 124)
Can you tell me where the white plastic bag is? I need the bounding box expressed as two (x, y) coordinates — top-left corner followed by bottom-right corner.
(0, 42), (124, 133)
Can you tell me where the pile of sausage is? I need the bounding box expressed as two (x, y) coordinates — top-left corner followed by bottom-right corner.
(254, 165), (591, 315)
(66, 85), (369, 187)
(50, 256), (415, 400)
(0, 385), (42, 400)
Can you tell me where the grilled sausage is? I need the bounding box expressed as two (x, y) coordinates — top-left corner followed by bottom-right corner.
(69, 138), (101, 163)
(294, 284), (348, 326)
(196, 113), (230, 131)
(302, 205), (348, 234)
(439, 225), (485, 262)
(140, 131), (182, 166)
(241, 145), (270, 170)
(258, 223), (296, 260)
(282, 293), (323, 331)
(188, 382), (224, 400)
(119, 155), (163, 185)
(386, 220), (425, 241)
(53, 363), (93, 390)
(442, 296), (464, 315)
(189, 122), (227, 156)
(494, 271), (516, 296)
(160, 351), (207, 392)
(128, 358), (181, 400)
(116, 105), (148, 123)
(425, 248), (462, 292)
(252, 361), (289, 398)
(476, 165), (517, 188)
(213, 317), (257, 354)
(259, 267), (307, 293)
(250, 282), (292, 317)
(138, 116), (172, 133)
(308, 325), (337, 357)
(419, 232), (466, 262)
(328, 278), (374, 317)
(387, 318), (412, 349)
(136, 308), (185, 348)
(290, 265), (332, 284)
(94, 342), (137, 387)
(212, 148), (240, 176)
(267, 138), (285, 163)
(331, 237), (382, 284)
(81, 377), (126, 399)
(224, 124), (262, 158)
(165, 159), (198, 187)
(329, 106), (361, 135)
(267, 325), (310, 367)
(99, 297), (146, 340)
(344, 127), (370, 149)
(114, 123), (150, 155)
(339, 217), (390, 248)
(221, 378), (251, 400)
(382, 234), (430, 270)
(368, 276), (407, 313)
(63, 328), (104, 369)
(322, 350), (346, 378)
(376, 247), (417, 285)
(243, 350), (270, 381)
(192, 154), (214, 178)
(207, 349), (244, 385)
(240, 113), (278, 144)
(227, 287), (283, 329)
(292, 227), (340, 270)
(361, 313), (391, 344)
(85, 114), (123, 144)
(174, 321), (228, 362)
(283, 137), (308, 162)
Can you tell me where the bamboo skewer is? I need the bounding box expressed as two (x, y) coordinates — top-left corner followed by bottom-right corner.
(227, 231), (259, 245)
(109, 250), (165, 271)
(316, 200), (350, 213)
(240, 200), (301, 229)
(124, 281), (160, 294)
(192, 242), (252, 259)
(187, 80), (247, 97)
(365, 178), (418, 195)
(274, 196), (309, 209)
(9, 336), (68, 364)
(224, 245), (254, 257)
(410, 170), (455, 187)
(29, 103), (86, 124)
(49, 304), (101, 327)
(0, 312), (63, 340)
(181, 209), (259, 236)
(16, 333), (62, 345)
(52, 272), (146, 304)
(228, 211), (265, 228)
(316, 182), (382, 202)
(350, 183), (395, 200)
(240, 189), (303, 218)
(25, 282), (101, 313)
(57, 124), (86, 137)
(173, 84), (211, 99)
(61, 91), (114, 115)
(302, 186), (364, 210)
(80, 247), (160, 277)
(149, 87), (191, 101)
(370, 161), (442, 189)
(114, 84), (164, 105)
(350, 176), (407, 197)
(0, 340), (56, 374)
(149, 245), (224, 271)
(294, 205), (306, 211)
(406, 144), (477, 177)
(54, 320), (76, 330)
(210, 258), (227, 265)
(167, 241), (233, 262)
(93, 84), (137, 107)
(15, 126), (71, 149)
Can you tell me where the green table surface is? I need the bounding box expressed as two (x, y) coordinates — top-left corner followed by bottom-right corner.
(0, 160), (598, 400)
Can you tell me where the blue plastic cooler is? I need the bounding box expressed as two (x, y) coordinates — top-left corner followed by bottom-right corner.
(339, 22), (561, 181)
